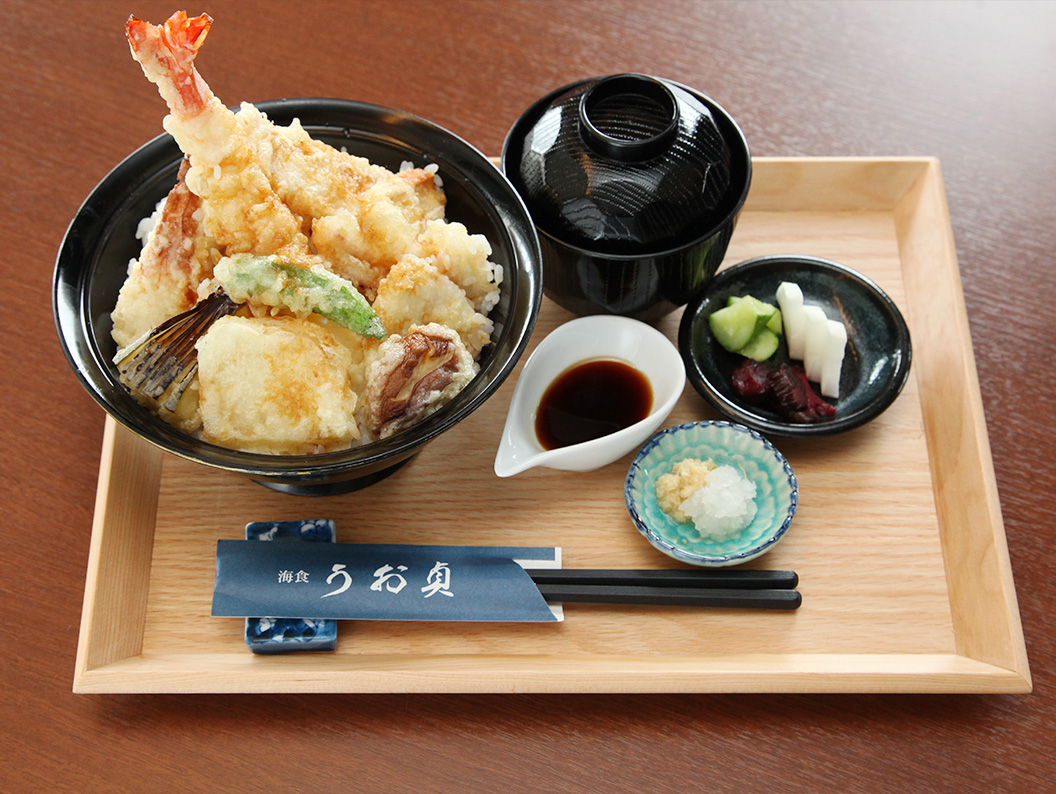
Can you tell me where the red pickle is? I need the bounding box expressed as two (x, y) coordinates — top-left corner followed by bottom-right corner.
(730, 359), (771, 404)
(731, 359), (836, 423)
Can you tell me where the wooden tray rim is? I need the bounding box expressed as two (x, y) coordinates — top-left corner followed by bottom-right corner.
(72, 156), (1032, 695)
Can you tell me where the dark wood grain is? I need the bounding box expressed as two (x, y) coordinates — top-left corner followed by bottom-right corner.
(2, 0), (1053, 791)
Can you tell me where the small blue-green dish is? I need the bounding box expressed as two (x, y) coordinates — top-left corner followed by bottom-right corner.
(625, 421), (798, 567)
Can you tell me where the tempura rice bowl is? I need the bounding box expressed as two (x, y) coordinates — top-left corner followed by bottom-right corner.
(54, 99), (542, 494)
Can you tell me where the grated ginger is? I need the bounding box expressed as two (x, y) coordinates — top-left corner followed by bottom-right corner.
(655, 458), (717, 523)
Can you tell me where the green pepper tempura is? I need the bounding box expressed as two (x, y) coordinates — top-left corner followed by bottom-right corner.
(213, 253), (387, 339)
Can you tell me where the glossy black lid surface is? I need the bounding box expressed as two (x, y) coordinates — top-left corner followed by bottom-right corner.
(504, 74), (740, 255)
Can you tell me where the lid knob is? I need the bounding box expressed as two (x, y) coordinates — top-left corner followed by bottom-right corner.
(578, 74), (679, 162)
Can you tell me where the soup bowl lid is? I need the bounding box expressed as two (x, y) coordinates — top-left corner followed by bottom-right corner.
(502, 73), (747, 256)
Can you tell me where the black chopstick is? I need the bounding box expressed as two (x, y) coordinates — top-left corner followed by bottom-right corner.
(527, 569), (798, 590)
(534, 584), (801, 610)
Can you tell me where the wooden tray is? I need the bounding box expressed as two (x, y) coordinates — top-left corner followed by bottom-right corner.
(73, 157), (1031, 694)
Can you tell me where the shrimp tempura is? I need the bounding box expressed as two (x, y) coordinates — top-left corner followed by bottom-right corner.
(126, 13), (454, 290)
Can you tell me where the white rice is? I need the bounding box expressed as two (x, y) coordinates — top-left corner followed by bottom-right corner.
(135, 196), (168, 245)
(477, 262), (503, 314)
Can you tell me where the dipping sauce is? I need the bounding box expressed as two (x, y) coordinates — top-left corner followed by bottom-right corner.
(535, 358), (653, 450)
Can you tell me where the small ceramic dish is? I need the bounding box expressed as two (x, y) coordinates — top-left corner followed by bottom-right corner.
(625, 421), (798, 567)
(494, 315), (685, 476)
(678, 255), (912, 438)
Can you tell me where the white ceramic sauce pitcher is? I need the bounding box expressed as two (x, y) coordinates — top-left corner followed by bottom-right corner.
(494, 315), (686, 476)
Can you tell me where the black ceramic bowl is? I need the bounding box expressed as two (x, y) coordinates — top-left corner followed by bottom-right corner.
(54, 98), (542, 495)
(678, 255), (912, 438)
(502, 74), (751, 322)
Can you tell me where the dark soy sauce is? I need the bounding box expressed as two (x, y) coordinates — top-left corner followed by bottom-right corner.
(535, 358), (653, 450)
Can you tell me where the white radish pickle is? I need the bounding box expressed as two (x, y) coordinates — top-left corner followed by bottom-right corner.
(776, 281), (847, 398)
(775, 282), (806, 359)
(819, 319), (847, 398)
(801, 305), (828, 383)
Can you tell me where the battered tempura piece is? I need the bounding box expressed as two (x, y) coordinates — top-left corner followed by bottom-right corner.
(125, 13), (449, 272)
(111, 157), (219, 348)
(364, 323), (477, 440)
(196, 316), (360, 455)
(373, 256), (494, 357)
(117, 12), (504, 453)
(212, 254), (386, 339)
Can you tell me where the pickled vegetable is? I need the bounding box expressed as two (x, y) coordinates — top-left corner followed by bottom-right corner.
(776, 281), (846, 398)
(731, 359), (836, 423)
(709, 294), (783, 361)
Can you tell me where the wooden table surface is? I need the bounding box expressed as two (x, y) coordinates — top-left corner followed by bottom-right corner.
(3, 1), (1053, 791)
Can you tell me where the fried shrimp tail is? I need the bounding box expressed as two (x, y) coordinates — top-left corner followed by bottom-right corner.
(126, 12), (304, 257)
(126, 12), (214, 117)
